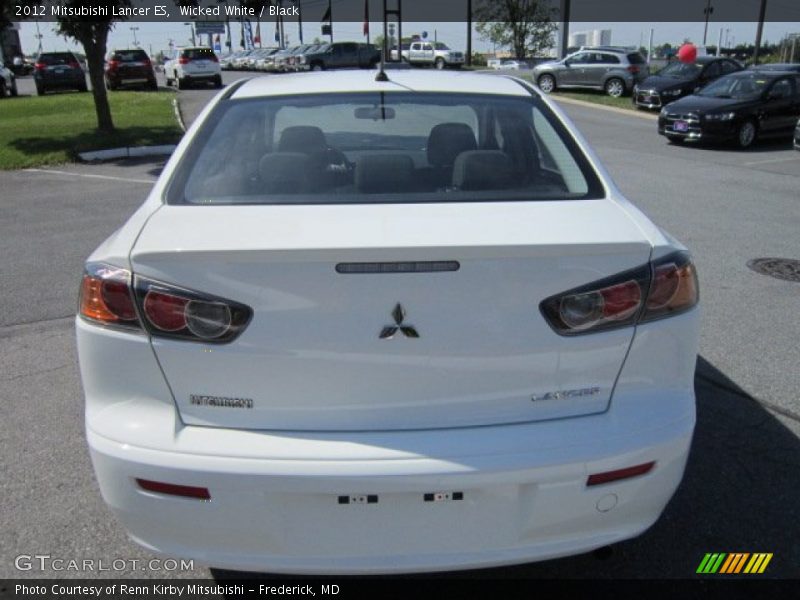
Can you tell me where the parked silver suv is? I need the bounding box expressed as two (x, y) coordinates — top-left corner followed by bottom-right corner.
(532, 47), (649, 97)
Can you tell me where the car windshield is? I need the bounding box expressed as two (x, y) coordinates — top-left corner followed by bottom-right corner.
(112, 50), (148, 62)
(659, 62), (702, 78)
(696, 74), (769, 100)
(170, 92), (602, 205)
(39, 53), (75, 65)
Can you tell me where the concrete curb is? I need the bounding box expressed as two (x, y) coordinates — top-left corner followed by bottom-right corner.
(78, 145), (177, 162)
(551, 95), (658, 121)
(172, 97), (187, 132)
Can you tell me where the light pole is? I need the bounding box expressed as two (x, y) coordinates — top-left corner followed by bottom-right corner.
(130, 26), (140, 47)
(702, 0), (714, 46)
(35, 20), (44, 53)
(184, 23), (196, 46)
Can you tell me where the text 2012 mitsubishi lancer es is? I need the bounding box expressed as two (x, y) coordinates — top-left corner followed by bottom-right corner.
(77, 70), (699, 574)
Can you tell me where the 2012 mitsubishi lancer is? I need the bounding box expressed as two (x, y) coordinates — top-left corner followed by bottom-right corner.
(77, 70), (700, 574)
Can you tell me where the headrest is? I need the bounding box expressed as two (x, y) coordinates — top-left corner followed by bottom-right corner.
(499, 116), (540, 177)
(278, 126), (328, 154)
(427, 123), (478, 168)
(259, 152), (312, 193)
(452, 151), (515, 191)
(355, 154), (415, 193)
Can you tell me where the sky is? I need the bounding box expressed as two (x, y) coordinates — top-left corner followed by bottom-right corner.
(16, 21), (800, 58)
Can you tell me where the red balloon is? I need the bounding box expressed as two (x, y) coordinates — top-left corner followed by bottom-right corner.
(677, 43), (697, 64)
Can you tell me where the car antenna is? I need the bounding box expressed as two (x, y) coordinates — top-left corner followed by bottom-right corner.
(375, 45), (389, 82)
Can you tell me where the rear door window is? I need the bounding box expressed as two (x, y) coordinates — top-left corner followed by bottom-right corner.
(182, 48), (216, 60)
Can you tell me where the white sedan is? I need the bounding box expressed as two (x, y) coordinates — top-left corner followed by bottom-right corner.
(78, 70), (699, 574)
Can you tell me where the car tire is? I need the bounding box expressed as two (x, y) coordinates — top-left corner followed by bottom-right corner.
(36, 83), (45, 96)
(435, 58), (445, 70)
(213, 75), (223, 89)
(78, 81), (88, 92)
(735, 120), (757, 149)
(148, 80), (158, 91)
(605, 78), (625, 98)
(10, 77), (18, 97)
(537, 74), (556, 94)
(311, 63), (323, 72)
(177, 77), (188, 90)
(0, 80), (6, 98)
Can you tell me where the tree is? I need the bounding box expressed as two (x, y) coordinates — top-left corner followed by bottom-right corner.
(474, 0), (556, 59)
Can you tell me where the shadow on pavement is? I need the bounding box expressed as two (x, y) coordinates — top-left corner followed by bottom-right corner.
(211, 356), (800, 579)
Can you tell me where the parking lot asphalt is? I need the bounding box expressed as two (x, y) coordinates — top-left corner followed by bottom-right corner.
(1, 73), (798, 580)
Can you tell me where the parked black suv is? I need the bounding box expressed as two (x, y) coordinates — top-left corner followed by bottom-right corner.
(634, 56), (743, 110)
(33, 52), (87, 95)
(299, 42), (380, 71)
(105, 49), (158, 91)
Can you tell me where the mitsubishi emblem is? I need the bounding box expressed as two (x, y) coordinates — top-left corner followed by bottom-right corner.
(379, 304), (419, 339)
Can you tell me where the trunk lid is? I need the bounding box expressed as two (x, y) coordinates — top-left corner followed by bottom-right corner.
(131, 200), (652, 431)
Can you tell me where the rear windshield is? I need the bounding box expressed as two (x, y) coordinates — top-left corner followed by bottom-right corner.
(169, 92), (604, 205)
(181, 48), (216, 59)
(627, 53), (645, 64)
(38, 53), (75, 65)
(111, 50), (149, 62)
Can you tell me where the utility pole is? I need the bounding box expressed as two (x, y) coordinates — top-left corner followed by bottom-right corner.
(703, 0), (713, 46)
(753, 0), (768, 65)
(130, 26), (139, 47)
(35, 20), (44, 53)
(559, 0), (571, 59)
(466, 0), (472, 66)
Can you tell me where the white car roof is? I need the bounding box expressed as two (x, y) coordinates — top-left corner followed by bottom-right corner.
(231, 70), (532, 99)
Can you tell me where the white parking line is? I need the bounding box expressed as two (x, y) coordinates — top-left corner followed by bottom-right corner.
(22, 168), (155, 185)
(743, 156), (800, 166)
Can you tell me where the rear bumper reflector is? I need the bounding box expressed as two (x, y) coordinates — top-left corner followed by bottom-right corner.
(586, 461), (656, 486)
(136, 478), (211, 500)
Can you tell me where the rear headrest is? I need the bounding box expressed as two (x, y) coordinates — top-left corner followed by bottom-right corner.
(259, 152), (312, 193)
(355, 154), (415, 193)
(452, 151), (515, 191)
(427, 123), (477, 168)
(499, 117), (540, 178)
(278, 126), (328, 154)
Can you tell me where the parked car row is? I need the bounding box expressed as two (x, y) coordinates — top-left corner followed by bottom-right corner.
(221, 42), (380, 73)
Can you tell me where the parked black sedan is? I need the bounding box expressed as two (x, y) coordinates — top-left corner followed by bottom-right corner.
(33, 51), (87, 95)
(658, 70), (800, 148)
(634, 56), (743, 110)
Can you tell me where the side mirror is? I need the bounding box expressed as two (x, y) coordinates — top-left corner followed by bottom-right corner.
(564, 60), (571, 67)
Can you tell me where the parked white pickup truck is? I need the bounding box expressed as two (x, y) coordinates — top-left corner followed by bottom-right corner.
(402, 42), (465, 69)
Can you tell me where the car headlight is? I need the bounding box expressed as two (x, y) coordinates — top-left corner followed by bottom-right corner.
(662, 88), (682, 97)
(704, 112), (736, 121)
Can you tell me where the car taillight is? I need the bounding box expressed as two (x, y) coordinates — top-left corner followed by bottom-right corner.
(135, 277), (251, 343)
(68, 61), (80, 69)
(178, 56), (189, 64)
(34, 62), (46, 71)
(209, 54), (218, 62)
(79, 262), (252, 343)
(540, 251), (698, 335)
(79, 264), (140, 330)
(107, 59), (119, 71)
(142, 58), (151, 66)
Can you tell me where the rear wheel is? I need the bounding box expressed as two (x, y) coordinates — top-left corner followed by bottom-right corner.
(605, 78), (625, 98)
(537, 74), (556, 93)
(148, 79), (158, 91)
(736, 120), (757, 149)
(77, 80), (88, 92)
(36, 83), (45, 96)
(0, 80), (6, 98)
(311, 63), (323, 72)
(177, 76), (188, 90)
(213, 75), (223, 89)
(435, 57), (445, 70)
(10, 77), (18, 97)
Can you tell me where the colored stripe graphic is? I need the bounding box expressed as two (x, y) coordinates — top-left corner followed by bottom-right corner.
(698, 552), (773, 574)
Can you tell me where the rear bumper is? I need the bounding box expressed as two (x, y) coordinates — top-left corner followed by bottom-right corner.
(89, 412), (693, 574)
